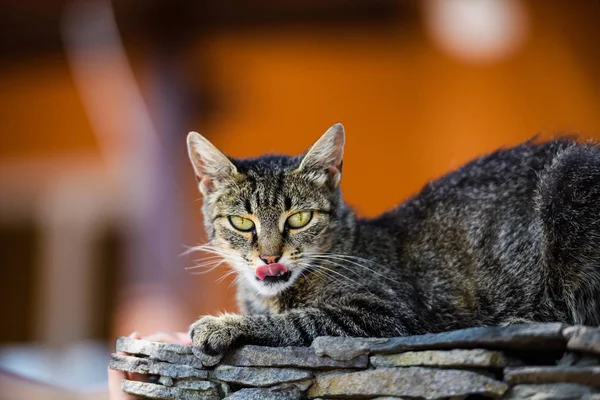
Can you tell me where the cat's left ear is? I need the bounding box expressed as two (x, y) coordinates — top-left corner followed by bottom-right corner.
(297, 123), (345, 186)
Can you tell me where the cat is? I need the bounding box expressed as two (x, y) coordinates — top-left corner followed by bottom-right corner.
(185, 123), (600, 363)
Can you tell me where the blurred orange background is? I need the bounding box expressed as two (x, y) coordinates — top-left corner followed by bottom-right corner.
(1, 0), (600, 397)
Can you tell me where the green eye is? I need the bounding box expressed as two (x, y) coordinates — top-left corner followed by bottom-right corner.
(228, 216), (255, 232)
(287, 211), (313, 229)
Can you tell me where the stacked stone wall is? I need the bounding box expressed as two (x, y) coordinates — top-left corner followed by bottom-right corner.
(110, 323), (600, 399)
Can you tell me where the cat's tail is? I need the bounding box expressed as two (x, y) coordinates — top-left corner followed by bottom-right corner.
(536, 140), (600, 326)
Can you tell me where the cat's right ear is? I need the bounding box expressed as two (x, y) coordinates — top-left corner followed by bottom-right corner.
(186, 132), (238, 195)
(297, 123), (345, 186)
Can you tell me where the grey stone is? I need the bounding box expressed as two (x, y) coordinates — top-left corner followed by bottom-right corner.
(121, 380), (221, 400)
(158, 376), (174, 387)
(273, 379), (314, 391)
(307, 367), (508, 399)
(210, 365), (313, 387)
(222, 344), (368, 369)
(504, 366), (600, 387)
(504, 383), (598, 399)
(117, 336), (204, 369)
(220, 382), (233, 397)
(558, 352), (600, 367)
(566, 326), (600, 356)
(370, 349), (518, 368)
(224, 386), (302, 400)
(311, 336), (388, 361)
(110, 353), (209, 379)
(369, 323), (567, 353)
(285, 379), (314, 391)
(174, 379), (220, 391)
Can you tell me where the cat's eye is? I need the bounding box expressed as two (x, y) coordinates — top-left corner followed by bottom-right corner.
(286, 211), (313, 229)
(228, 216), (255, 232)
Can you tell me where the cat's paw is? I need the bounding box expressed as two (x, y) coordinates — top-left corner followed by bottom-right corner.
(189, 314), (244, 366)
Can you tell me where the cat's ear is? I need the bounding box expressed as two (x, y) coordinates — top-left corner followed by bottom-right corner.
(298, 123), (345, 186)
(187, 132), (238, 195)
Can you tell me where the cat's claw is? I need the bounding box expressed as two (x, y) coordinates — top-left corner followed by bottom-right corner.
(189, 314), (244, 365)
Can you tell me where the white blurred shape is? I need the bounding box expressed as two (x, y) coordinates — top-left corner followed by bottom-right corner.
(424, 0), (528, 63)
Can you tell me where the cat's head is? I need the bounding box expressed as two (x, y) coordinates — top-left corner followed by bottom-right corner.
(186, 124), (348, 296)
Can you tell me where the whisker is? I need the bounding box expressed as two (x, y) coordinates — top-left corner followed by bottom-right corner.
(227, 275), (241, 290)
(186, 260), (229, 275)
(216, 269), (239, 284)
(309, 253), (398, 283)
(298, 261), (374, 296)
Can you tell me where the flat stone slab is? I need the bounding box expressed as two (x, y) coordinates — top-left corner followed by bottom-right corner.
(122, 380), (221, 400)
(210, 365), (313, 387)
(503, 383), (598, 399)
(311, 337), (388, 361)
(110, 353), (209, 379)
(224, 386), (302, 400)
(222, 344), (368, 369)
(117, 337), (204, 369)
(370, 349), (519, 369)
(566, 326), (600, 356)
(504, 367), (600, 388)
(307, 367), (508, 399)
(174, 379), (221, 391)
(369, 323), (567, 353)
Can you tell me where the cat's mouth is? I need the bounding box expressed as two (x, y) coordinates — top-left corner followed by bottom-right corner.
(255, 263), (292, 284)
(259, 271), (292, 284)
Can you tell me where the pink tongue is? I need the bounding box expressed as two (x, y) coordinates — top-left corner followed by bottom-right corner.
(256, 263), (288, 280)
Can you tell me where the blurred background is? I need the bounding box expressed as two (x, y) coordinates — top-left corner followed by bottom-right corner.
(0, 0), (599, 398)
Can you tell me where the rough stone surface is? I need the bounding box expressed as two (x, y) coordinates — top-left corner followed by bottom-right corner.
(219, 382), (232, 397)
(371, 398), (407, 400)
(110, 353), (209, 379)
(122, 380), (221, 400)
(275, 379), (314, 391)
(210, 365), (313, 387)
(370, 323), (567, 353)
(223, 344), (368, 369)
(174, 379), (220, 391)
(159, 376), (174, 387)
(503, 383), (598, 399)
(117, 336), (204, 369)
(558, 352), (600, 367)
(307, 367), (508, 399)
(110, 324), (600, 399)
(566, 326), (600, 356)
(370, 348), (519, 369)
(223, 386), (302, 400)
(312, 336), (388, 361)
(504, 366), (600, 387)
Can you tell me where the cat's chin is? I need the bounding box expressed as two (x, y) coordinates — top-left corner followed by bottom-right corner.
(241, 269), (299, 297)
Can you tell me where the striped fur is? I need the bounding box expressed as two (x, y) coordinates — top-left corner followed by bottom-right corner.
(186, 124), (600, 358)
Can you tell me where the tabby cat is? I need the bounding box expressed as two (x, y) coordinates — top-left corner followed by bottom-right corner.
(186, 123), (600, 362)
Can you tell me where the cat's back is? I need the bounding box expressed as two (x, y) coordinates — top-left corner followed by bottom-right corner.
(422, 138), (576, 204)
(359, 138), (581, 325)
(377, 138), (577, 229)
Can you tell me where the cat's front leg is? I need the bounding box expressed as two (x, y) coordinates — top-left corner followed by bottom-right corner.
(189, 314), (246, 361)
(189, 312), (302, 365)
(190, 305), (413, 364)
(190, 309), (333, 361)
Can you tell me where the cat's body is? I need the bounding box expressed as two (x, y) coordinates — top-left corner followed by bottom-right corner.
(186, 125), (600, 362)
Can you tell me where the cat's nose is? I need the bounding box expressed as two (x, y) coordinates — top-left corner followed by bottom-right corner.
(259, 254), (281, 264)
